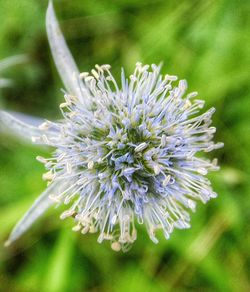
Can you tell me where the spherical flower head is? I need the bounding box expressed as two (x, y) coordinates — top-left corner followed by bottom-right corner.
(36, 62), (223, 251)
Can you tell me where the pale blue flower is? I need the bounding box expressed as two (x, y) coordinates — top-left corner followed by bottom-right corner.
(1, 2), (223, 251)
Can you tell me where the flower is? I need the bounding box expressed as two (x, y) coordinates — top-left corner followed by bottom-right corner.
(2, 2), (223, 252)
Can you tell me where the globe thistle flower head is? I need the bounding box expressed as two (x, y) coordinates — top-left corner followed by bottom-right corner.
(2, 2), (223, 252)
(35, 62), (222, 251)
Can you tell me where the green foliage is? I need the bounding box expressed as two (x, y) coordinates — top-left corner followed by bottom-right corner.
(0, 0), (249, 291)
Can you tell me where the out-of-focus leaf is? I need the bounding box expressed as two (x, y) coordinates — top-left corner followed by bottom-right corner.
(42, 229), (76, 292)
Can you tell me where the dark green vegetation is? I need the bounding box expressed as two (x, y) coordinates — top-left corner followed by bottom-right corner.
(0, 0), (249, 291)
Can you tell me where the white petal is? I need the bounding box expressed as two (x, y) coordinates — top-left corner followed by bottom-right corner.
(0, 110), (42, 141)
(0, 55), (28, 72)
(0, 78), (12, 88)
(5, 181), (60, 246)
(7, 111), (45, 127)
(0, 110), (57, 143)
(46, 1), (82, 98)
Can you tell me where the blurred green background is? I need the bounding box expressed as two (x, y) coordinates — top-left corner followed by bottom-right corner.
(0, 0), (249, 291)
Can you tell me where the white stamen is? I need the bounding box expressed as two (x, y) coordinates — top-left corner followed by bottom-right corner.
(111, 241), (121, 252)
(87, 161), (94, 169)
(134, 142), (148, 152)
